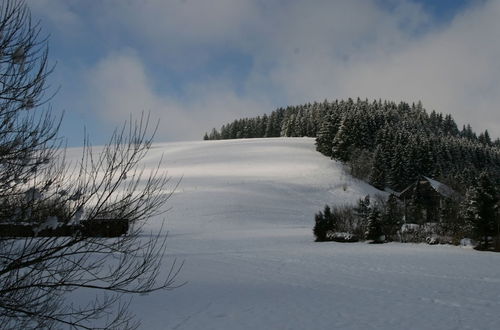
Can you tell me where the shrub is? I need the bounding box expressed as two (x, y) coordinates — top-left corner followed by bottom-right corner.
(314, 204), (365, 242)
(313, 205), (336, 241)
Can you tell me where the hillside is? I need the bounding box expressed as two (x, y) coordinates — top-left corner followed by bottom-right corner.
(204, 99), (500, 193)
(113, 138), (500, 330)
(152, 137), (383, 233)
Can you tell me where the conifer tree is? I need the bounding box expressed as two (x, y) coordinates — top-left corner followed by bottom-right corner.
(313, 210), (327, 242)
(493, 138), (500, 148)
(369, 146), (386, 189)
(389, 142), (407, 190)
(354, 195), (371, 220)
(331, 118), (352, 162)
(366, 208), (384, 243)
(313, 205), (336, 241)
(478, 130), (492, 146)
(462, 172), (499, 249)
(354, 195), (371, 237)
(443, 114), (459, 136)
(382, 194), (403, 239)
(315, 114), (337, 156)
(438, 198), (463, 238)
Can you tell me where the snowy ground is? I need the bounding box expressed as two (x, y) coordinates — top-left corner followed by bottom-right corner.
(109, 138), (499, 329)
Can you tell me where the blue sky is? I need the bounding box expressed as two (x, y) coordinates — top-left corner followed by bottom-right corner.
(26, 0), (499, 146)
(413, 0), (474, 18)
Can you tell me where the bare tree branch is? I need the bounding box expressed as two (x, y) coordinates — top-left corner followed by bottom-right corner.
(0, 1), (182, 329)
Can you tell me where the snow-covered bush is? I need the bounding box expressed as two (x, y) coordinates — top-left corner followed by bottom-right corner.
(398, 223), (423, 242)
(460, 238), (476, 248)
(399, 223), (455, 244)
(314, 204), (365, 242)
(326, 231), (359, 242)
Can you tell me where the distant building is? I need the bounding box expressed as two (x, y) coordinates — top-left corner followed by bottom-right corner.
(397, 176), (460, 224)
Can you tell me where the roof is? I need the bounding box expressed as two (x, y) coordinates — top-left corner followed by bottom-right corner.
(422, 176), (457, 199)
(397, 175), (459, 200)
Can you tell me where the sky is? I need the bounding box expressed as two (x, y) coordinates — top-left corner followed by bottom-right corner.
(25, 0), (499, 146)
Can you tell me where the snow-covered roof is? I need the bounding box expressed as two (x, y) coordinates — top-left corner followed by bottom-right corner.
(398, 175), (459, 199)
(422, 176), (457, 199)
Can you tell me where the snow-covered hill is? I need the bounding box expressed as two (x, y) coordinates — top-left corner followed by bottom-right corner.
(110, 138), (499, 329)
(151, 137), (384, 233)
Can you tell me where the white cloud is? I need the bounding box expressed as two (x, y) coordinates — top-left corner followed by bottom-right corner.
(85, 51), (274, 141)
(33, 0), (500, 140)
(333, 0), (500, 135)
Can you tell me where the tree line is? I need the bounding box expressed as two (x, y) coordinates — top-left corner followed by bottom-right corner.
(204, 98), (500, 193)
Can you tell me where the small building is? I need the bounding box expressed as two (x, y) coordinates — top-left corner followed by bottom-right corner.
(397, 176), (460, 224)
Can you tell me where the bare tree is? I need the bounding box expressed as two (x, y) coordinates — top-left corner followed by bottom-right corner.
(0, 1), (181, 329)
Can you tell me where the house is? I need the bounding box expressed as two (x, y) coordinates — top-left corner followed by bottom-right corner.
(397, 176), (460, 224)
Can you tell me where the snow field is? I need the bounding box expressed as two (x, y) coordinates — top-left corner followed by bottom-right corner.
(85, 137), (500, 330)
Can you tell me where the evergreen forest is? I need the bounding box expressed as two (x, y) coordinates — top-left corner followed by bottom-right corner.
(204, 98), (500, 193)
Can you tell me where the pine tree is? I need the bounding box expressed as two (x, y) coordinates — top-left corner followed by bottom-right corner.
(382, 194), (403, 239)
(369, 146), (386, 189)
(323, 204), (336, 236)
(315, 114), (337, 156)
(331, 118), (352, 162)
(493, 138), (500, 148)
(260, 114), (268, 137)
(313, 205), (336, 241)
(403, 140), (420, 184)
(280, 113), (295, 137)
(478, 130), (492, 146)
(443, 114), (459, 136)
(389, 141), (407, 191)
(366, 208), (384, 243)
(462, 172), (499, 249)
(438, 198), (463, 238)
(313, 210), (327, 242)
(354, 195), (371, 220)
(209, 128), (220, 140)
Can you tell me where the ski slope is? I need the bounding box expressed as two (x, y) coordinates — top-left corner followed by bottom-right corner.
(122, 138), (500, 329)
